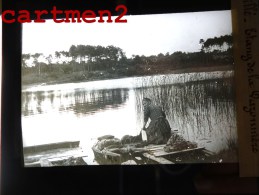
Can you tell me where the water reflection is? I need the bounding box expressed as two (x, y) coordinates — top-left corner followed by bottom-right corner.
(22, 88), (129, 117)
(22, 72), (237, 160)
(72, 89), (128, 115)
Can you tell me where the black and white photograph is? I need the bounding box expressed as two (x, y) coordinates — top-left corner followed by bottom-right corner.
(21, 10), (237, 166)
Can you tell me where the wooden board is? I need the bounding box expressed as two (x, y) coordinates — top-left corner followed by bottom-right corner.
(143, 153), (173, 164)
(23, 141), (80, 154)
(153, 147), (205, 157)
(202, 149), (215, 156)
(145, 144), (166, 149)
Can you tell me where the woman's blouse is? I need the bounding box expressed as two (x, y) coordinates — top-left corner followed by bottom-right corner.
(143, 104), (166, 123)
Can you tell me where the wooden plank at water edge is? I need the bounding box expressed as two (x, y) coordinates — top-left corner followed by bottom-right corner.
(145, 144), (166, 150)
(145, 145), (166, 151)
(143, 153), (174, 164)
(153, 147), (205, 157)
(23, 141), (80, 154)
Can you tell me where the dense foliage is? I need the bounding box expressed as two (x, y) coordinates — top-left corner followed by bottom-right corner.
(22, 34), (233, 85)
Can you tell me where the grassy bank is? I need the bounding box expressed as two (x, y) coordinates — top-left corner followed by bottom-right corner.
(22, 64), (234, 87)
(207, 137), (238, 163)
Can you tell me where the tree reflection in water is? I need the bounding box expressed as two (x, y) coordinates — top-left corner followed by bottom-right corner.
(72, 89), (128, 115)
(22, 88), (129, 117)
(22, 72), (237, 161)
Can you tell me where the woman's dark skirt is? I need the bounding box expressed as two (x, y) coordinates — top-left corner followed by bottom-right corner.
(146, 117), (171, 144)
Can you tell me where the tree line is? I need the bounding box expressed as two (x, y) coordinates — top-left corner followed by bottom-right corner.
(22, 34), (233, 84)
(200, 34), (232, 53)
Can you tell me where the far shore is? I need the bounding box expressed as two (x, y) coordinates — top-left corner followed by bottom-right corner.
(22, 65), (234, 89)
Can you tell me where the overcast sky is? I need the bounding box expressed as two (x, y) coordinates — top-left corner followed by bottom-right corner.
(22, 10), (232, 58)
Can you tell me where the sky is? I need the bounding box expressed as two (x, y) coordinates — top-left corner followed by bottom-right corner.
(22, 10), (232, 58)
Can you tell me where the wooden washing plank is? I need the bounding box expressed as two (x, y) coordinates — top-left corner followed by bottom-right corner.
(145, 144), (166, 149)
(202, 149), (215, 156)
(24, 141), (80, 154)
(153, 147), (205, 157)
(44, 154), (87, 161)
(143, 153), (174, 164)
(146, 147), (165, 151)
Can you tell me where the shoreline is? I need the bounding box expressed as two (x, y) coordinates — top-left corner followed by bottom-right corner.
(22, 65), (234, 89)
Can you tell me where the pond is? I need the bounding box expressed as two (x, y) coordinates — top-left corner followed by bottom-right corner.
(22, 71), (237, 164)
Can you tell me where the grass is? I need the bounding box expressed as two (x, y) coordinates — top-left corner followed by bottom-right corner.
(210, 137), (238, 163)
(22, 64), (234, 87)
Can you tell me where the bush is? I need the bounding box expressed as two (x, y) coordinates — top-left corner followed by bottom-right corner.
(72, 72), (87, 81)
(62, 65), (73, 74)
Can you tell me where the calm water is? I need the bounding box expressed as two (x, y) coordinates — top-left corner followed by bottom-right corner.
(22, 71), (237, 164)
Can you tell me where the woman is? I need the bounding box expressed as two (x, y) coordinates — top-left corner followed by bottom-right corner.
(142, 98), (171, 144)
